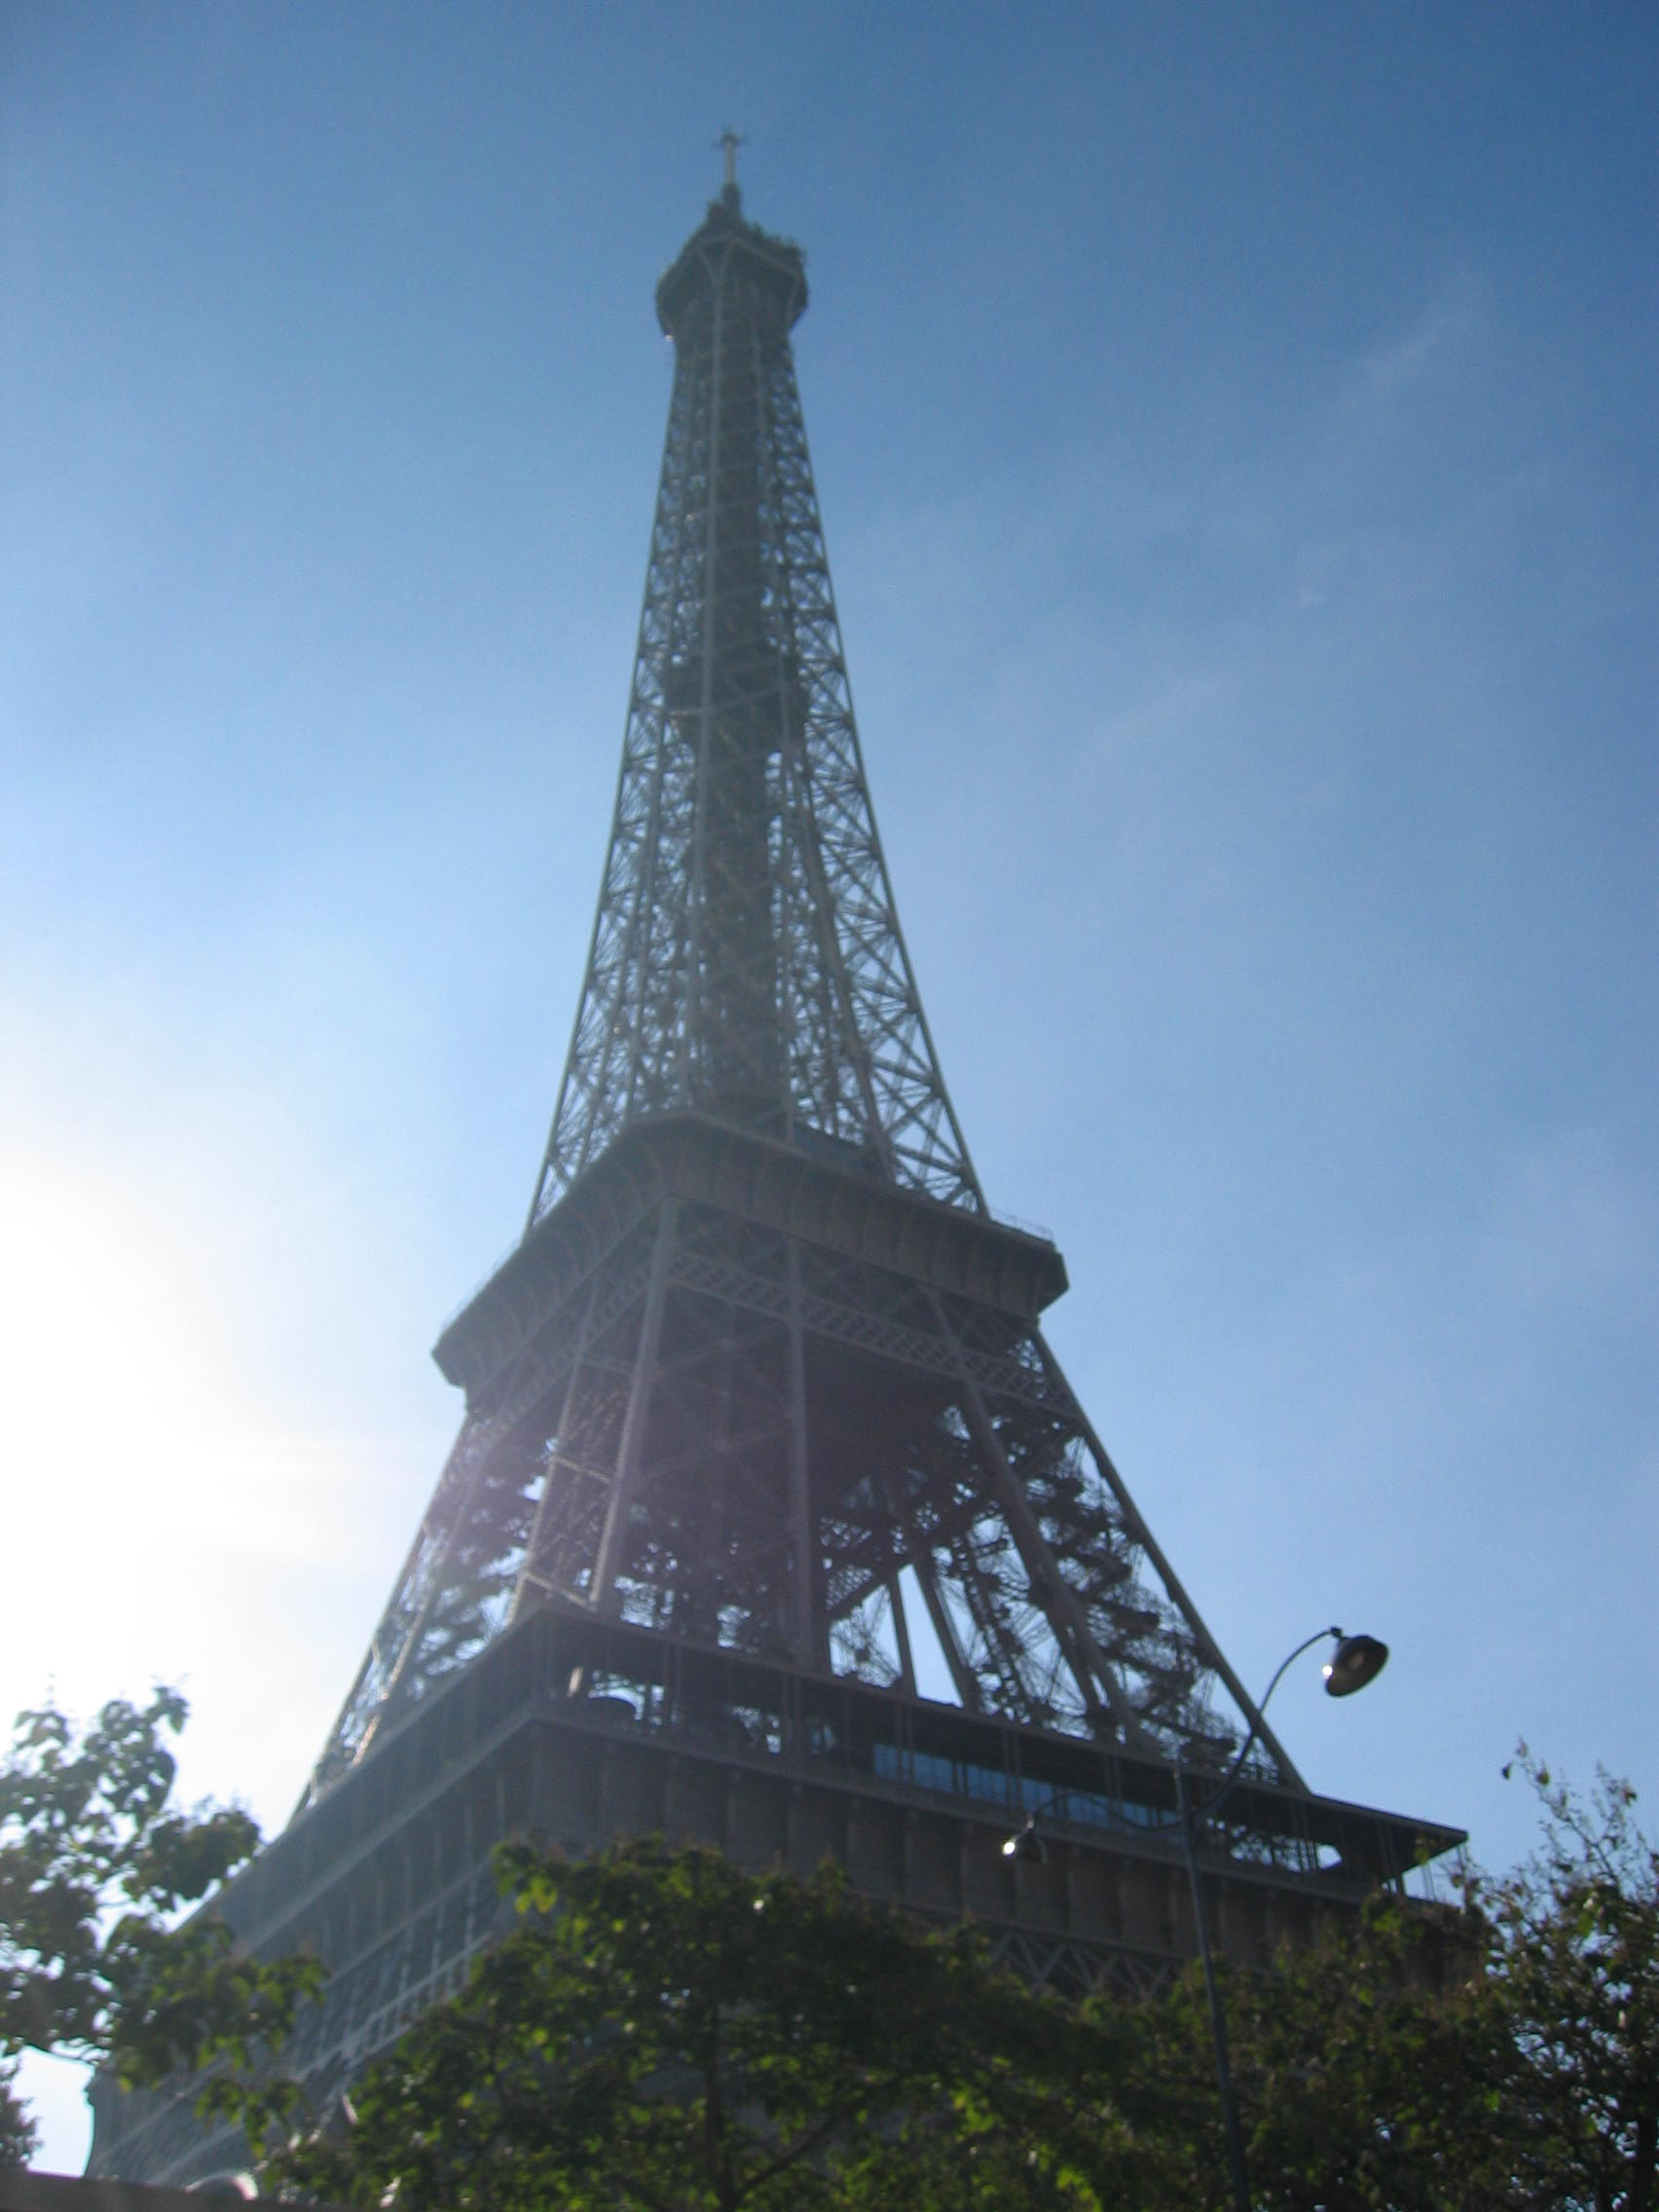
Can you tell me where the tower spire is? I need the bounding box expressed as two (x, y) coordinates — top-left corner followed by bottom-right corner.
(527, 180), (977, 1226)
(716, 125), (744, 210)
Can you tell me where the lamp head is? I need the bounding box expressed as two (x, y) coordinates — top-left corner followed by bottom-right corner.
(1002, 1817), (1046, 1865)
(1322, 1632), (1388, 1698)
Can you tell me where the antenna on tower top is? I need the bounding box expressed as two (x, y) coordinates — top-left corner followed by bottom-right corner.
(716, 127), (744, 209)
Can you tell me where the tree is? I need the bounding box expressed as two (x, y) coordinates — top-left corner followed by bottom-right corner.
(0, 2058), (35, 2170)
(269, 1835), (1149, 2212)
(1093, 1753), (1659, 2211)
(15, 1693), (1645, 2206)
(1096, 1890), (1524, 2211)
(0, 1689), (320, 2164)
(261, 1764), (1657, 2211)
(1475, 1748), (1659, 2210)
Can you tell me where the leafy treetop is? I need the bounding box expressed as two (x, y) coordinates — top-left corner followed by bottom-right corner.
(267, 1833), (1147, 2212)
(0, 1690), (320, 2167)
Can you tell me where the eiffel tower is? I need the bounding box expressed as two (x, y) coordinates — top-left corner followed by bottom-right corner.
(92, 151), (1460, 2186)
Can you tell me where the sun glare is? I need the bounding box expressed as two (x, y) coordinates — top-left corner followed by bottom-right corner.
(0, 1153), (219, 1694)
(0, 1149), (350, 1720)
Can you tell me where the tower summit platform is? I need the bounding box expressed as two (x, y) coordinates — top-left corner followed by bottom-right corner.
(654, 182), (807, 342)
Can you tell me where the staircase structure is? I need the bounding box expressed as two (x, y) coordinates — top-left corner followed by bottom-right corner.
(91, 156), (1461, 2186)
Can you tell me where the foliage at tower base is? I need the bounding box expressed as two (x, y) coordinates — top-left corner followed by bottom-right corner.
(259, 1860), (1487, 2212)
(251, 1755), (1657, 2212)
(1094, 1747), (1659, 2211)
(0, 1692), (321, 2166)
(259, 1837), (1145, 2212)
(5, 1695), (1654, 2207)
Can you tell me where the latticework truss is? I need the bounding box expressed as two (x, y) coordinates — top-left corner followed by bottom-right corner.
(529, 189), (977, 1223)
(303, 184), (1303, 1815)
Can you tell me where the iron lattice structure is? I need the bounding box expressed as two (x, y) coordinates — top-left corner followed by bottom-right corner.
(89, 173), (1466, 2190)
(304, 178), (1302, 1816)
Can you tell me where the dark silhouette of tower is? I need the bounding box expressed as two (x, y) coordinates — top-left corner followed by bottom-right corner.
(92, 161), (1461, 2187)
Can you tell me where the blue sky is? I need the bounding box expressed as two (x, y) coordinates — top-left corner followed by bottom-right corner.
(3, 3), (1654, 2167)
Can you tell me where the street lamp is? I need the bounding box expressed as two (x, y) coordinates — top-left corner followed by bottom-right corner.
(1322, 1631), (1388, 1699)
(1003, 1623), (1388, 2212)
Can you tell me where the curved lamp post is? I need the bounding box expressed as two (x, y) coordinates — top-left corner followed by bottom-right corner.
(1003, 1624), (1388, 2212)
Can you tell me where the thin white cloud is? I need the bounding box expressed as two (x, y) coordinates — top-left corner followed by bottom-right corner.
(1352, 274), (1485, 400)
